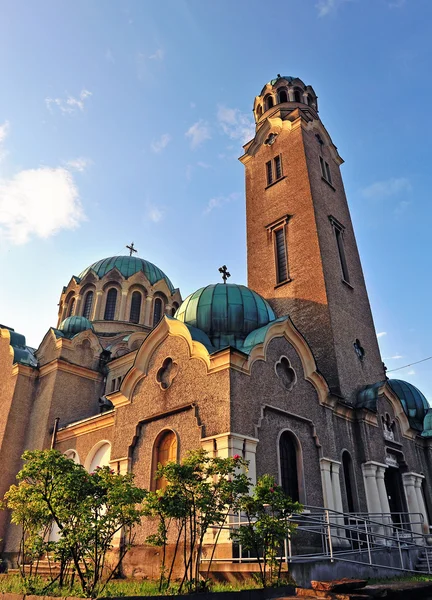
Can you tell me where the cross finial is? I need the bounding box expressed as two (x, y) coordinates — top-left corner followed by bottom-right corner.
(126, 242), (138, 257)
(218, 265), (231, 284)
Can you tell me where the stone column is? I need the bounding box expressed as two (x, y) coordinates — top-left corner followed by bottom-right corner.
(403, 472), (423, 537)
(414, 475), (429, 535)
(75, 295), (83, 316)
(118, 290), (128, 322)
(144, 295), (154, 327)
(288, 87), (294, 101)
(321, 458), (346, 546)
(92, 290), (103, 321)
(362, 462), (386, 540)
(376, 465), (392, 539)
(165, 304), (173, 316)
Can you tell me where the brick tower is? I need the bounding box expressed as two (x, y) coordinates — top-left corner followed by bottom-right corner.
(239, 75), (385, 401)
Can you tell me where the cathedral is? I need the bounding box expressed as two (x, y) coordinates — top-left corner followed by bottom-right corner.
(1, 75), (432, 577)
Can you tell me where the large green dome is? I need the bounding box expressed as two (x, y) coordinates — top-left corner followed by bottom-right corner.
(388, 379), (430, 431)
(78, 256), (175, 293)
(174, 283), (275, 350)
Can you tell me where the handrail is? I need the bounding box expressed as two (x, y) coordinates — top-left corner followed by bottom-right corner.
(200, 505), (431, 575)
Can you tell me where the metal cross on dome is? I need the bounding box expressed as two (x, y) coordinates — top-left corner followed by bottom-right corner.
(219, 265), (231, 284)
(126, 242), (138, 257)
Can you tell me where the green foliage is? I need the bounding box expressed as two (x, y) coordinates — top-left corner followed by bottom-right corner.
(231, 475), (302, 587)
(142, 449), (250, 594)
(2, 450), (146, 597)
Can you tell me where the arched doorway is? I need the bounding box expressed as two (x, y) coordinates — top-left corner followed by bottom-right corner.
(279, 431), (300, 502)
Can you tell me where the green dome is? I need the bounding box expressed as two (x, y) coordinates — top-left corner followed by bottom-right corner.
(59, 316), (94, 337)
(269, 75), (296, 86)
(174, 283), (275, 351)
(388, 379), (430, 431)
(78, 256), (175, 293)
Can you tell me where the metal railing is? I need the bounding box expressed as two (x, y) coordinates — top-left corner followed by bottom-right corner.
(201, 505), (431, 574)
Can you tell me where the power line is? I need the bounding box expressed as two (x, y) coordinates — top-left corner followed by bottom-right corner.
(386, 356), (432, 373)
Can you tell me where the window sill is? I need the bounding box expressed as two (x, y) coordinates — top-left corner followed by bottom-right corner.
(275, 278), (292, 289)
(342, 279), (354, 289)
(321, 176), (336, 191)
(265, 175), (286, 190)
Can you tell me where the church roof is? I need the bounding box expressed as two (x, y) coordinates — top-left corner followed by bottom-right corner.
(174, 283), (275, 351)
(78, 256), (175, 293)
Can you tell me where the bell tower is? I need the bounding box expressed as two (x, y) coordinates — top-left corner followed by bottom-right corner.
(240, 75), (385, 401)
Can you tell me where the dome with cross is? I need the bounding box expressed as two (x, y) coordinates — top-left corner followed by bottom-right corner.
(174, 283), (275, 351)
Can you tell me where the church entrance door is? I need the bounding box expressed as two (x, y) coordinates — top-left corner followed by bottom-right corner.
(384, 467), (407, 526)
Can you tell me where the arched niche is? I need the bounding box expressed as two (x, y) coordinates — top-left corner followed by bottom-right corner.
(85, 440), (112, 473)
(277, 429), (305, 503)
(151, 429), (178, 490)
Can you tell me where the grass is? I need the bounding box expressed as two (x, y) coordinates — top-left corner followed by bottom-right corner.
(368, 574), (432, 584)
(0, 574), (266, 598)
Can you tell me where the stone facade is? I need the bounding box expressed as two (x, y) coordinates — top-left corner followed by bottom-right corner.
(1, 75), (431, 577)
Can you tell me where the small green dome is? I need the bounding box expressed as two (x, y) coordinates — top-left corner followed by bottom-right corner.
(388, 379), (430, 431)
(78, 256), (175, 293)
(269, 75), (296, 86)
(174, 283), (275, 351)
(59, 316), (94, 337)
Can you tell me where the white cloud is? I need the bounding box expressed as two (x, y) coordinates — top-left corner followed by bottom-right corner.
(146, 203), (164, 223)
(391, 355), (403, 359)
(316, 0), (351, 17)
(0, 120), (9, 144)
(0, 167), (84, 244)
(149, 49), (164, 60)
(394, 199), (411, 216)
(204, 192), (240, 215)
(185, 120), (211, 149)
(217, 105), (255, 144)
(377, 331), (387, 338)
(407, 369), (416, 375)
(45, 89), (92, 115)
(151, 133), (171, 153)
(197, 161), (211, 169)
(64, 157), (92, 172)
(362, 177), (412, 199)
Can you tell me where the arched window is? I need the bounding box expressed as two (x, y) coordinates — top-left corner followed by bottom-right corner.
(68, 298), (75, 317)
(278, 89), (288, 103)
(342, 451), (355, 512)
(294, 89), (302, 103)
(153, 298), (163, 326)
(257, 105), (263, 119)
(154, 430), (177, 490)
(87, 442), (111, 473)
(104, 288), (117, 320)
(82, 291), (94, 319)
(265, 95), (274, 110)
(307, 94), (314, 107)
(279, 431), (299, 502)
(129, 291), (142, 324)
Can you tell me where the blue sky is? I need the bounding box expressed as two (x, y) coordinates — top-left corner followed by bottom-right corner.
(0, 0), (431, 398)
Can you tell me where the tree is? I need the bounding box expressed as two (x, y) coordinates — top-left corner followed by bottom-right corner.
(142, 449), (250, 593)
(231, 475), (302, 587)
(2, 450), (146, 597)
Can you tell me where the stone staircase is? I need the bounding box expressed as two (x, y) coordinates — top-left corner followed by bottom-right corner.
(8, 558), (73, 579)
(415, 545), (432, 572)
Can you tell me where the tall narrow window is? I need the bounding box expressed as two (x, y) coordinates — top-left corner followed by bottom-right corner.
(320, 156), (333, 185)
(104, 288), (117, 320)
(153, 298), (163, 326)
(279, 432), (299, 502)
(274, 155), (282, 180)
(257, 105), (263, 119)
(275, 227), (288, 283)
(294, 89), (302, 103)
(330, 218), (350, 283)
(266, 160), (273, 185)
(129, 291), (142, 323)
(154, 430), (177, 490)
(68, 298), (75, 317)
(278, 89), (288, 103)
(266, 95), (274, 110)
(82, 291), (93, 319)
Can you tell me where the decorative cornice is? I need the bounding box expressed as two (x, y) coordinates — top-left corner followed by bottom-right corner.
(56, 411), (115, 442)
(39, 359), (101, 381)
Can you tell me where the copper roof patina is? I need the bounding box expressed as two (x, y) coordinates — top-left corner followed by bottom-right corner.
(78, 256), (175, 293)
(174, 283), (275, 351)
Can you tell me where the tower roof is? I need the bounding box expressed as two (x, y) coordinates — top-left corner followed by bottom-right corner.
(78, 255), (175, 293)
(388, 379), (429, 431)
(59, 316), (94, 337)
(174, 283), (275, 351)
